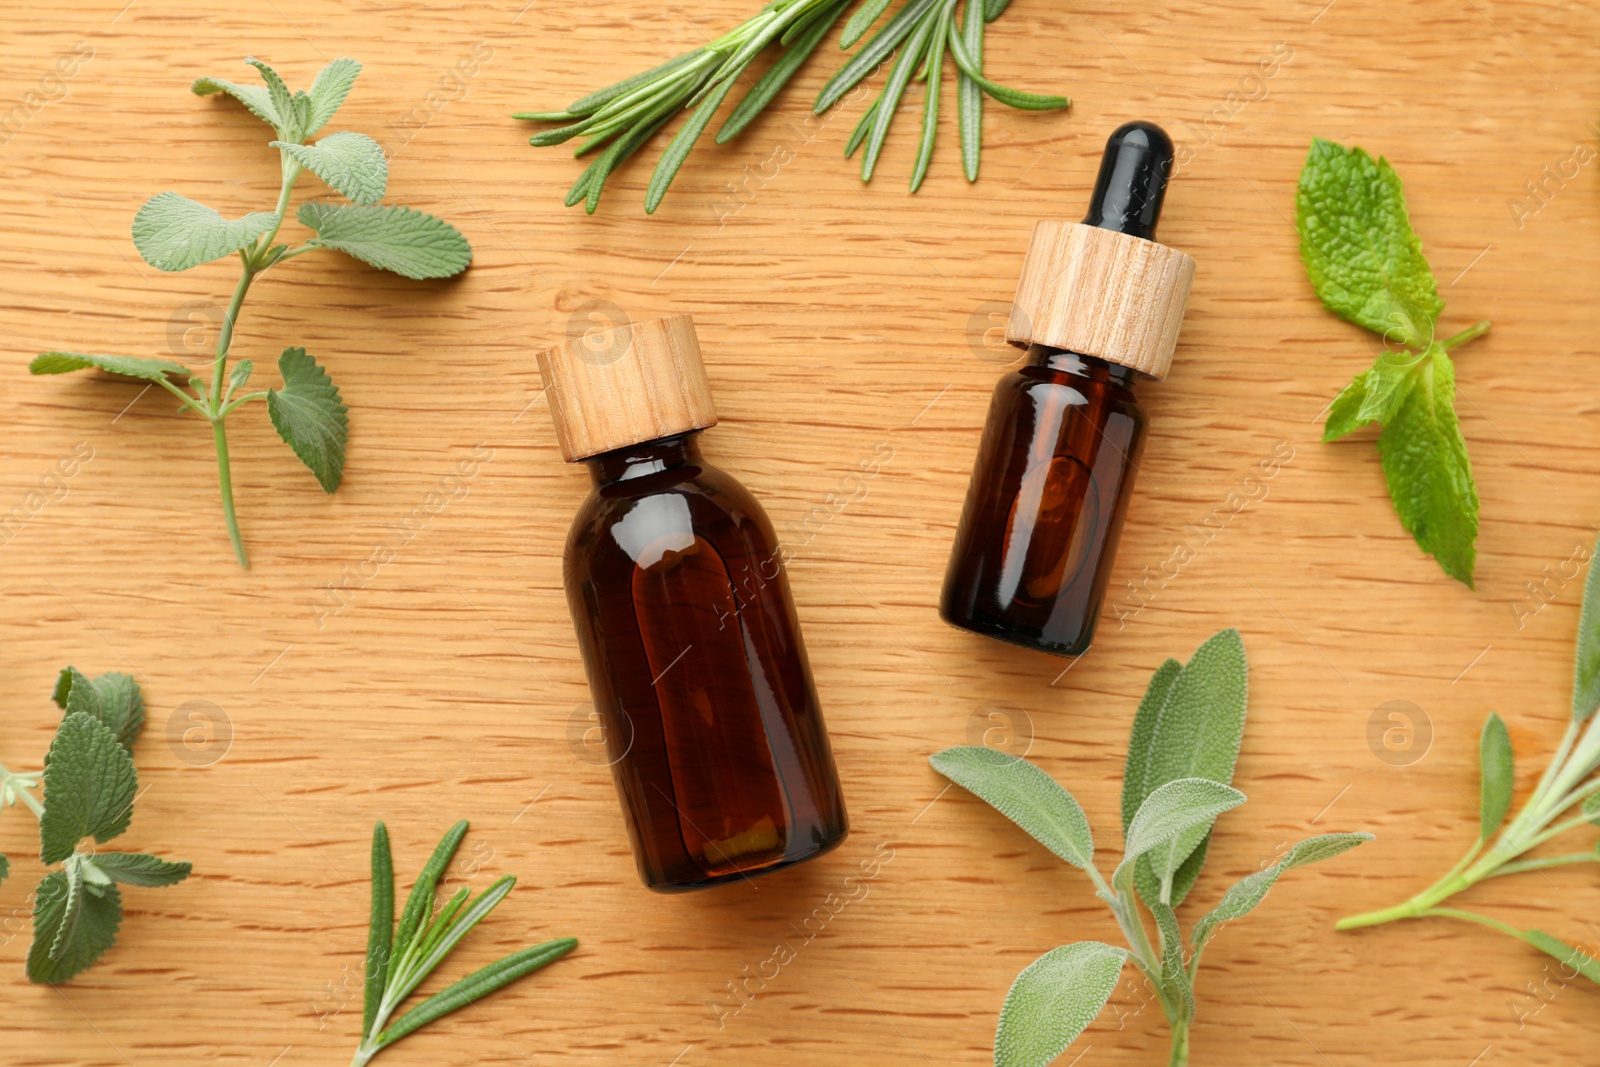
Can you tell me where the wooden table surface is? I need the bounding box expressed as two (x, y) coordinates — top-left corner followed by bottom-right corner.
(3, 1), (1599, 1064)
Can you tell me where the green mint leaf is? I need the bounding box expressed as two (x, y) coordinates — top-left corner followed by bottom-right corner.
(1376, 344), (1477, 584)
(246, 57), (300, 141)
(930, 747), (1094, 869)
(297, 202), (471, 279)
(376, 938), (578, 1051)
(51, 667), (81, 709)
(26, 869), (122, 984)
(1572, 531), (1600, 723)
(133, 192), (276, 272)
(391, 820), (469, 968)
(1193, 832), (1372, 950)
(230, 359), (254, 393)
(267, 347), (348, 494)
(273, 132), (387, 205)
(994, 942), (1127, 1067)
(364, 822), (395, 1038)
(1478, 712), (1514, 841)
(1522, 930), (1600, 986)
(61, 670), (144, 751)
(1296, 137), (1443, 348)
(39, 715), (138, 864)
(31, 351), (192, 382)
(1324, 351), (1427, 443)
(1122, 629), (1248, 907)
(84, 852), (191, 888)
(306, 58), (362, 136)
(191, 75), (285, 134)
(1115, 778), (1245, 892)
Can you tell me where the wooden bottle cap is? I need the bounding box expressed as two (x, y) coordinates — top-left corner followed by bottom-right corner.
(1007, 221), (1196, 380)
(535, 313), (718, 462)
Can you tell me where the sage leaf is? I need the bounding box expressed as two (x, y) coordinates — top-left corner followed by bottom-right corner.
(376, 938), (578, 1051)
(133, 192), (276, 272)
(993, 942), (1127, 1067)
(1122, 629), (1248, 906)
(930, 747), (1094, 869)
(297, 202), (471, 279)
(1572, 530), (1600, 723)
(273, 132), (388, 205)
(307, 58), (362, 137)
(26, 870), (121, 984)
(1295, 137), (1442, 348)
(31, 351), (192, 382)
(1149, 901), (1194, 1017)
(59, 669), (144, 752)
(39, 715), (137, 865)
(1478, 712), (1514, 841)
(1522, 930), (1600, 986)
(84, 852), (191, 888)
(1192, 832), (1372, 950)
(365, 822), (395, 1038)
(267, 347), (348, 494)
(1115, 778), (1246, 891)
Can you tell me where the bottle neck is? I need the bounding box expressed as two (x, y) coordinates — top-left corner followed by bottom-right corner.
(584, 432), (704, 488)
(1023, 344), (1139, 388)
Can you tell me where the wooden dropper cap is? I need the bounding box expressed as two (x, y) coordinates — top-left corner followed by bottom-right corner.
(1007, 121), (1196, 380)
(535, 313), (718, 461)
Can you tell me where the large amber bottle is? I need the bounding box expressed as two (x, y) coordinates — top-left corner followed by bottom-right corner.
(941, 122), (1196, 657)
(537, 314), (848, 891)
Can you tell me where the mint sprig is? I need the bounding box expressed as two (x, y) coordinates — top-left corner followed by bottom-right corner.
(0, 669), (191, 984)
(349, 821), (577, 1066)
(1339, 528), (1600, 984)
(931, 630), (1371, 1067)
(33, 57), (473, 568)
(1296, 137), (1491, 586)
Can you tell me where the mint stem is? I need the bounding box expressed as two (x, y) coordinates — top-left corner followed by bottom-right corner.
(0, 764), (43, 819)
(212, 417), (248, 568)
(1440, 319), (1492, 350)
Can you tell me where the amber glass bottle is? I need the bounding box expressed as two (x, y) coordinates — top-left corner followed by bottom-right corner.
(941, 122), (1196, 657)
(538, 314), (847, 891)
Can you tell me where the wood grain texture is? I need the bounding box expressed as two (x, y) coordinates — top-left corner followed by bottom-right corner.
(1, 0), (1598, 1064)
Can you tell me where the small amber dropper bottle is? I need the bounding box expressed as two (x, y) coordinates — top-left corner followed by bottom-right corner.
(941, 121), (1196, 657)
(537, 314), (848, 891)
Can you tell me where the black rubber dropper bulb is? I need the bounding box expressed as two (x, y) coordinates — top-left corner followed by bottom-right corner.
(1081, 120), (1176, 241)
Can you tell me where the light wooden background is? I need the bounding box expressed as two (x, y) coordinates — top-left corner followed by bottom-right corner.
(2, 1), (1598, 1064)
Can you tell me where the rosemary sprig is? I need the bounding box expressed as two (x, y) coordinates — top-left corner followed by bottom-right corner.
(517, 0), (1068, 213)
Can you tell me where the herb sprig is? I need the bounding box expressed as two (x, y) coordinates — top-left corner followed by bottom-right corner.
(1297, 137), (1491, 586)
(0, 668), (191, 984)
(1338, 529), (1600, 984)
(32, 58), (472, 568)
(349, 820), (576, 1066)
(931, 630), (1371, 1067)
(517, 0), (1068, 213)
